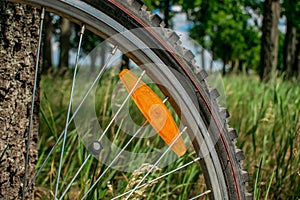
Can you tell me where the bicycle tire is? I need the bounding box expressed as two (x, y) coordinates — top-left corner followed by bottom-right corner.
(7, 0), (252, 199)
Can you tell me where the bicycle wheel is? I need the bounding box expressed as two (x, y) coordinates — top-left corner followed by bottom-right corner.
(4, 0), (251, 199)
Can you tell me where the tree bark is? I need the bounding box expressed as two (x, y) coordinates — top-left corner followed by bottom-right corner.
(259, 0), (280, 81)
(0, 2), (39, 199)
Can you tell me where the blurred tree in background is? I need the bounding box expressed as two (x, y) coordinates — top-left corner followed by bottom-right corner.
(40, 0), (300, 81)
(144, 0), (300, 80)
(59, 18), (71, 72)
(42, 12), (53, 74)
(72, 26), (104, 72)
(282, 0), (300, 79)
(146, 0), (261, 75)
(259, 0), (280, 81)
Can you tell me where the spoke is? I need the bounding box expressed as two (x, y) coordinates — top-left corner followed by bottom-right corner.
(124, 126), (188, 200)
(22, 8), (45, 200)
(70, 45), (118, 122)
(25, 45), (119, 192)
(111, 157), (200, 200)
(59, 154), (91, 200)
(54, 25), (85, 199)
(189, 190), (212, 200)
(57, 70), (146, 199)
(98, 70), (146, 142)
(80, 96), (170, 199)
(80, 122), (146, 200)
(25, 127), (63, 193)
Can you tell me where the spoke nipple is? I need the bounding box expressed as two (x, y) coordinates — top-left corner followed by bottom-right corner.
(88, 141), (103, 155)
(80, 25), (86, 34)
(112, 45), (118, 55)
(41, 8), (45, 19)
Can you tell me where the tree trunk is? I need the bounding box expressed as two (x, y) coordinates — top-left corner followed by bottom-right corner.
(120, 54), (130, 72)
(201, 48), (206, 70)
(99, 44), (106, 72)
(259, 0), (280, 81)
(0, 2), (39, 199)
(283, 19), (297, 79)
(199, 0), (210, 42)
(222, 59), (226, 76)
(90, 51), (97, 73)
(42, 12), (53, 74)
(238, 60), (244, 74)
(163, 0), (170, 28)
(210, 51), (214, 72)
(293, 32), (300, 80)
(59, 18), (71, 70)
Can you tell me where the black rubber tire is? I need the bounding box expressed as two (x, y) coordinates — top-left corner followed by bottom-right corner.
(8, 0), (252, 199)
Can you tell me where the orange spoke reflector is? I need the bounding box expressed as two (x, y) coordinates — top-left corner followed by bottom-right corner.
(119, 69), (186, 156)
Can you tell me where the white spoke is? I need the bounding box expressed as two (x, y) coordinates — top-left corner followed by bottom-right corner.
(124, 126), (188, 200)
(111, 157), (200, 200)
(189, 190), (212, 200)
(80, 122), (146, 200)
(58, 154), (91, 200)
(54, 25), (85, 198)
(98, 70), (146, 142)
(22, 7), (45, 200)
(26, 45), (119, 192)
(58, 70), (146, 199)
(80, 96), (170, 199)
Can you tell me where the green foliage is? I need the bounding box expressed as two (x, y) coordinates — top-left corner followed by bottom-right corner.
(148, 0), (262, 72)
(244, 0), (263, 14)
(282, 0), (300, 30)
(182, 0), (261, 72)
(72, 25), (103, 54)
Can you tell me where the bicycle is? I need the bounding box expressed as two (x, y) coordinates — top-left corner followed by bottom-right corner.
(2, 0), (251, 199)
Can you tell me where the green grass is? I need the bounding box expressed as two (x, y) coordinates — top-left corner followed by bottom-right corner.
(36, 71), (300, 199)
(224, 75), (300, 199)
(37, 70), (202, 199)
